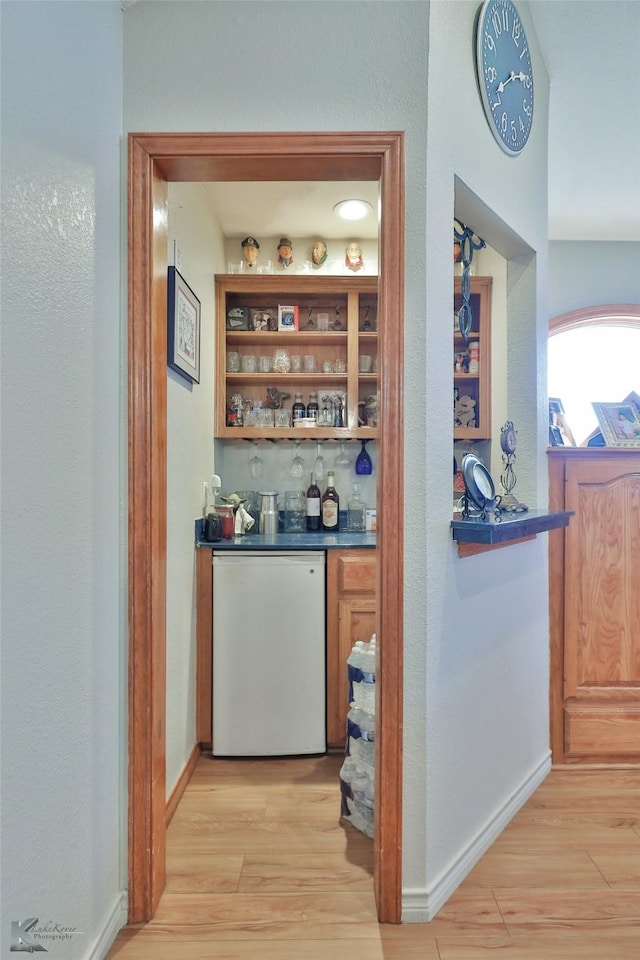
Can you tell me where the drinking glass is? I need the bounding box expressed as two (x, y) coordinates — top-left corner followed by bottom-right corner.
(314, 441), (325, 481)
(290, 441), (305, 479)
(248, 441), (263, 479)
(334, 441), (351, 468)
(275, 408), (290, 428)
(284, 491), (306, 531)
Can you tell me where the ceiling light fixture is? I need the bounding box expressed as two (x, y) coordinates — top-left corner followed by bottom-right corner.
(333, 199), (373, 221)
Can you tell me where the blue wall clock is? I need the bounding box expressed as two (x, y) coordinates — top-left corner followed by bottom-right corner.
(476, 0), (534, 156)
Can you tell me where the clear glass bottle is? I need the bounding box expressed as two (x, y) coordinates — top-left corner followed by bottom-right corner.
(322, 471), (340, 530)
(306, 472), (321, 532)
(347, 482), (366, 531)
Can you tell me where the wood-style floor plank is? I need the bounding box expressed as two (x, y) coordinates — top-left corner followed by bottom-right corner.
(495, 888), (640, 936)
(237, 852), (373, 892)
(106, 758), (640, 959)
(437, 934), (640, 959)
(107, 935), (441, 959)
(165, 854), (244, 894)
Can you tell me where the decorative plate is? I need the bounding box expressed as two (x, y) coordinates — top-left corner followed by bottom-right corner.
(462, 453), (500, 512)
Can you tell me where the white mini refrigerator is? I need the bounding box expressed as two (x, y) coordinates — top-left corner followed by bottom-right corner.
(212, 551), (326, 756)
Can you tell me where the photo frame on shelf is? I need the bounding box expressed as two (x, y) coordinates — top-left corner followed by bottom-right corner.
(549, 397), (564, 421)
(168, 267), (200, 383)
(549, 424), (565, 447)
(548, 396), (575, 446)
(592, 401), (640, 447)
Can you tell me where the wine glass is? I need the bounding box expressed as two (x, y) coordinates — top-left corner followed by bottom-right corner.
(290, 440), (305, 479)
(334, 441), (351, 468)
(355, 439), (373, 475)
(248, 441), (263, 479)
(314, 441), (325, 481)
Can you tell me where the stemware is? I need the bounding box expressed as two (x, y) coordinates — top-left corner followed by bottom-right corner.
(290, 440), (305, 479)
(334, 441), (351, 468)
(355, 439), (373, 475)
(248, 441), (263, 479)
(314, 441), (325, 481)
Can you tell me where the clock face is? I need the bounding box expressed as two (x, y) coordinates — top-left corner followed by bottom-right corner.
(476, 0), (534, 156)
(501, 421), (517, 454)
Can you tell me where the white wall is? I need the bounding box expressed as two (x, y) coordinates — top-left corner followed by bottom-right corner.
(124, 0), (552, 923)
(166, 184), (224, 794)
(1, 2), (125, 956)
(549, 240), (640, 317)
(410, 0), (552, 918)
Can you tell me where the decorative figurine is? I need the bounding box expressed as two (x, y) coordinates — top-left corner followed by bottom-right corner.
(277, 237), (294, 269)
(241, 236), (260, 269)
(453, 219), (485, 341)
(345, 241), (364, 272)
(499, 420), (528, 512)
(311, 239), (328, 266)
(454, 393), (476, 429)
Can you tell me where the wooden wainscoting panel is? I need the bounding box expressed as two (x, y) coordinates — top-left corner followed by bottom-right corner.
(565, 702), (640, 757)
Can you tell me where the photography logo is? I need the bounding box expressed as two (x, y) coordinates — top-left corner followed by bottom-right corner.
(10, 918), (47, 952)
(10, 917), (83, 952)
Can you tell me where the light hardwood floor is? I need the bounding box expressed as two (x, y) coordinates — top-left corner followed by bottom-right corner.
(107, 756), (640, 959)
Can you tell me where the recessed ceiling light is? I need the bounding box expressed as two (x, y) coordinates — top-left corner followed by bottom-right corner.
(333, 199), (373, 221)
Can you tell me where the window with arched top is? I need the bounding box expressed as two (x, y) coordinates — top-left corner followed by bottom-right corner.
(548, 305), (640, 446)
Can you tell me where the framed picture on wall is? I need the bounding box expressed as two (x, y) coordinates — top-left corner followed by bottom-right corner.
(167, 267), (201, 384)
(593, 400), (640, 447)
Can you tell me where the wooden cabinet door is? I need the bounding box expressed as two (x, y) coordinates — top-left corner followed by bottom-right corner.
(331, 598), (376, 748)
(326, 550), (377, 749)
(563, 457), (640, 759)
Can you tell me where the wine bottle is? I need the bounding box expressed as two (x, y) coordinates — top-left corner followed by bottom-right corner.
(306, 472), (321, 532)
(322, 471), (340, 530)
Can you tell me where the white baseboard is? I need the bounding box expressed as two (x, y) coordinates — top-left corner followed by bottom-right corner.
(402, 751), (551, 922)
(85, 891), (128, 960)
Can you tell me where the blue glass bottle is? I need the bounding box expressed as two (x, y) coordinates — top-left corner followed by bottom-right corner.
(355, 439), (372, 475)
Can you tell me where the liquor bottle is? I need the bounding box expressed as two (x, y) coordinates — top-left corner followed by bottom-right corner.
(322, 471), (340, 530)
(292, 392), (306, 421)
(306, 472), (321, 532)
(306, 391), (319, 421)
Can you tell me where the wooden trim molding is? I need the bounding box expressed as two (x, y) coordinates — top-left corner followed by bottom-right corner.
(196, 548), (213, 745)
(128, 132), (405, 925)
(374, 131), (404, 924)
(127, 136), (167, 921)
(549, 304), (640, 334)
(166, 744), (201, 826)
(457, 534), (536, 557)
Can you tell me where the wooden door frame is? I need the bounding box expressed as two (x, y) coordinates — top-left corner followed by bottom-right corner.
(127, 131), (405, 922)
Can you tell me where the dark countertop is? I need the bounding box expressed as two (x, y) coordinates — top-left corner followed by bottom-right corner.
(195, 518), (376, 550)
(451, 508), (573, 545)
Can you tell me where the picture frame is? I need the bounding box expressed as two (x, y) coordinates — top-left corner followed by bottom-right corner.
(278, 304), (299, 331)
(548, 397), (564, 422)
(548, 396), (575, 446)
(592, 400), (640, 447)
(167, 267), (200, 383)
(549, 424), (565, 447)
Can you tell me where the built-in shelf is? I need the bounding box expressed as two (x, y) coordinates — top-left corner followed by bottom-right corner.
(451, 509), (573, 557)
